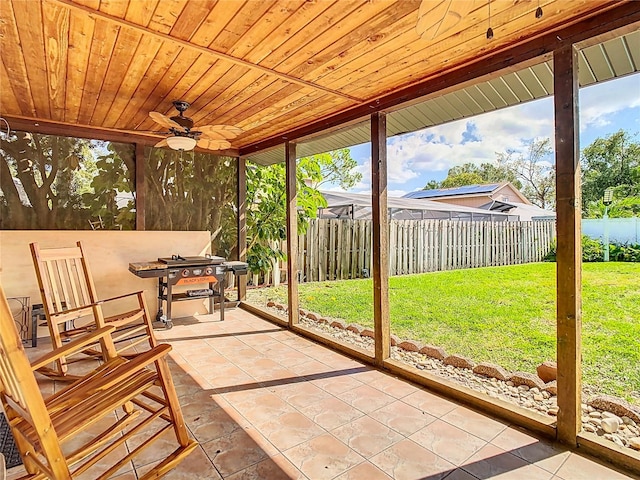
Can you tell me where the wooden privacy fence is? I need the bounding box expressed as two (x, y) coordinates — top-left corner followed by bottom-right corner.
(295, 218), (556, 282)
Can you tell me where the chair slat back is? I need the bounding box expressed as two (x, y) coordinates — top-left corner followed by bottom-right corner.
(31, 243), (97, 317)
(0, 285), (70, 477)
(0, 288), (36, 412)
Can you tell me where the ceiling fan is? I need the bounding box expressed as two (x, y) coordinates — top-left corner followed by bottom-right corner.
(148, 100), (243, 151)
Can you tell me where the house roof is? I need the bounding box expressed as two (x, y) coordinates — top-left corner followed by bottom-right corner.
(320, 190), (512, 221)
(1, 1), (638, 162)
(480, 200), (556, 221)
(403, 184), (503, 200)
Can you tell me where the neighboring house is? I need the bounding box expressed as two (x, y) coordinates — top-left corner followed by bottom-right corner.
(404, 182), (530, 208)
(319, 190), (513, 221)
(404, 182), (555, 221)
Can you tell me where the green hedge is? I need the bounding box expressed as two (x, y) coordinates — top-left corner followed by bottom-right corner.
(544, 236), (640, 262)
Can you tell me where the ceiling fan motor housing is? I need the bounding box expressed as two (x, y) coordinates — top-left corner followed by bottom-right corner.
(170, 100), (195, 129)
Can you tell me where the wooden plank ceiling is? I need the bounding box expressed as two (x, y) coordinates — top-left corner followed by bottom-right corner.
(0, 0), (630, 156)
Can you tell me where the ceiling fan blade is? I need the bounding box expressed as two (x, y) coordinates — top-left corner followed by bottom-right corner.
(149, 111), (181, 129)
(197, 138), (232, 151)
(198, 124), (243, 140)
(154, 138), (169, 148)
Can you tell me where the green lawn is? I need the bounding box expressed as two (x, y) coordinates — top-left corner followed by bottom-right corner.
(247, 263), (640, 401)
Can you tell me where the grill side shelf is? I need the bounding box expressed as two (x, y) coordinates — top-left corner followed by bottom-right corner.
(129, 262), (167, 278)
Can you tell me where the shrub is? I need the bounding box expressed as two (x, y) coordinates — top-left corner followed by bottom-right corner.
(609, 243), (640, 262)
(545, 237), (640, 262)
(582, 236), (604, 262)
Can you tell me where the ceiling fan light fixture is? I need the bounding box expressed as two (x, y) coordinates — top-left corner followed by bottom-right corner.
(166, 135), (197, 151)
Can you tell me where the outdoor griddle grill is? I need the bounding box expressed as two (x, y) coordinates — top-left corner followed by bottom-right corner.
(129, 255), (248, 328)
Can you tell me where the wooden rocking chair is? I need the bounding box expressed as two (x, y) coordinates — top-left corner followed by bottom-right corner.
(30, 241), (157, 379)
(0, 285), (198, 479)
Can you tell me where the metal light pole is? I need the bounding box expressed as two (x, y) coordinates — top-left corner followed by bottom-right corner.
(603, 187), (614, 262)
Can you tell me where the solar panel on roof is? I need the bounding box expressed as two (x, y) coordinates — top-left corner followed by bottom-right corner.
(403, 184), (500, 199)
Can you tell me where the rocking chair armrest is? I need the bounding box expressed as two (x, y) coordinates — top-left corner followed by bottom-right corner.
(46, 291), (145, 318)
(46, 344), (173, 410)
(31, 326), (116, 371)
(98, 290), (146, 304)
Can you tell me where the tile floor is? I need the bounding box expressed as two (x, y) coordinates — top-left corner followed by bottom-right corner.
(7, 308), (638, 480)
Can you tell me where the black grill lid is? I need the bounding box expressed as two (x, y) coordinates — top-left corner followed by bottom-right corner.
(158, 255), (225, 266)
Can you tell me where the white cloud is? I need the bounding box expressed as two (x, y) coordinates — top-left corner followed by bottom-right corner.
(385, 100), (555, 186)
(579, 75), (640, 130)
(345, 74), (639, 193)
(388, 189), (409, 198)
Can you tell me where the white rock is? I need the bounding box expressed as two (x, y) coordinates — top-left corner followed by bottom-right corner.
(601, 417), (621, 434)
(588, 411), (602, 419)
(602, 412), (622, 422)
(629, 437), (640, 451)
(611, 435), (625, 448)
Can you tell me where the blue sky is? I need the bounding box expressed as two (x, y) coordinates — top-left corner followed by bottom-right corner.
(341, 73), (640, 198)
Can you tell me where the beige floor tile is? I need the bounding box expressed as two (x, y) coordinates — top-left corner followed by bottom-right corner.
(188, 404), (247, 443)
(135, 446), (222, 479)
(440, 469), (479, 480)
(402, 388), (459, 417)
(17, 311), (638, 480)
(333, 461), (393, 479)
(310, 372), (365, 395)
(348, 367), (385, 384)
(369, 373), (421, 399)
(491, 426), (571, 474)
(336, 384), (396, 414)
(204, 370), (256, 390)
(127, 423), (184, 470)
(331, 416), (404, 458)
(268, 379), (332, 408)
(369, 438), (456, 480)
(461, 443), (553, 479)
(262, 344), (312, 366)
(409, 419), (487, 466)
(555, 452), (638, 480)
(255, 411), (326, 451)
(109, 472), (138, 479)
(202, 426), (276, 477)
(369, 399), (437, 436)
(295, 359), (337, 376)
(225, 454), (307, 480)
(298, 396), (365, 430)
(441, 405), (508, 441)
(232, 391), (297, 425)
(251, 367), (299, 383)
(283, 433), (364, 480)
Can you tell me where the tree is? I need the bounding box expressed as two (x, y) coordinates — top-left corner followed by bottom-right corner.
(499, 138), (555, 209)
(423, 161), (521, 190)
(581, 129), (640, 213)
(440, 171), (483, 188)
(0, 131), (132, 229)
(298, 149), (362, 190)
(144, 148), (237, 257)
(423, 179), (441, 190)
(246, 150), (360, 277)
(585, 196), (640, 218)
